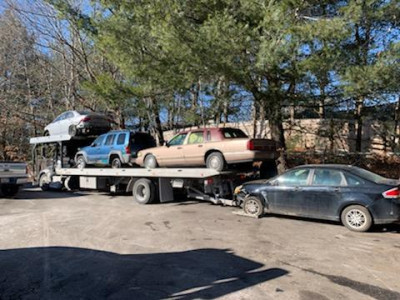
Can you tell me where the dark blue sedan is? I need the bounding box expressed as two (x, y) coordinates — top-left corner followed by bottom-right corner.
(235, 164), (400, 232)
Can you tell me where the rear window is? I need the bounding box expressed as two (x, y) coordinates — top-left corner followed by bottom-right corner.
(348, 167), (392, 184)
(131, 133), (156, 147)
(221, 129), (248, 138)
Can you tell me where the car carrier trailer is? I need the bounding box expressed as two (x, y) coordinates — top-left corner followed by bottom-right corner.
(29, 135), (242, 207)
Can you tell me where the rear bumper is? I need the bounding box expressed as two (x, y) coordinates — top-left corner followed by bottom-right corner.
(226, 150), (278, 163)
(0, 177), (28, 185)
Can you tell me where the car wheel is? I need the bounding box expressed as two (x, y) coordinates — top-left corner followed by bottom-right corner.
(341, 205), (372, 232)
(1, 184), (19, 198)
(111, 157), (122, 169)
(76, 156), (86, 169)
(206, 152), (226, 172)
(243, 196), (264, 217)
(68, 125), (77, 136)
(132, 178), (156, 204)
(44, 130), (49, 136)
(144, 154), (158, 169)
(39, 174), (50, 191)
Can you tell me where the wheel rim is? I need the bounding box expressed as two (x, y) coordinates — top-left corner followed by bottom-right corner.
(112, 159), (121, 168)
(136, 184), (147, 202)
(209, 156), (221, 169)
(145, 156), (156, 168)
(246, 199), (260, 215)
(77, 159), (85, 169)
(346, 209), (366, 229)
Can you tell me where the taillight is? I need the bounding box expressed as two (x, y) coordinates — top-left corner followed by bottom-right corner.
(247, 140), (255, 150)
(81, 116), (91, 122)
(382, 187), (400, 199)
(205, 178), (214, 185)
(125, 145), (131, 154)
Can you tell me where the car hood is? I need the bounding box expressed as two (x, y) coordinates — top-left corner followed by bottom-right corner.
(244, 179), (269, 185)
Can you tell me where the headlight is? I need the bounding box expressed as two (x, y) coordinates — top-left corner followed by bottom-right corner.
(138, 152), (142, 157)
(234, 185), (243, 195)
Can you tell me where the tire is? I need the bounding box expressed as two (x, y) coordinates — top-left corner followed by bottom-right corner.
(341, 205), (372, 232)
(1, 184), (19, 198)
(76, 156), (86, 169)
(144, 154), (158, 169)
(39, 174), (50, 191)
(243, 196), (264, 217)
(68, 125), (77, 136)
(132, 178), (156, 204)
(111, 156), (122, 169)
(206, 152), (226, 172)
(44, 130), (49, 136)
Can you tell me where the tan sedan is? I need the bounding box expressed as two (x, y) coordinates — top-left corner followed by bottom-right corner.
(135, 128), (278, 171)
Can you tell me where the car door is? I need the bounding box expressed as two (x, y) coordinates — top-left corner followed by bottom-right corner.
(159, 132), (187, 166)
(100, 134), (116, 165)
(58, 111), (74, 135)
(52, 113), (67, 135)
(305, 169), (345, 220)
(265, 168), (311, 216)
(86, 135), (106, 164)
(182, 131), (206, 166)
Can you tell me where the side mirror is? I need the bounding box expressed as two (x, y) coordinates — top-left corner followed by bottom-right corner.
(91, 143), (96, 147)
(164, 141), (169, 147)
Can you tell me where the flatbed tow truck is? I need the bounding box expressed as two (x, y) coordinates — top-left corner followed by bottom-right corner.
(29, 134), (257, 213)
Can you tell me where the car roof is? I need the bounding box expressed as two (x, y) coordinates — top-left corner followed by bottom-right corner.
(174, 127), (241, 134)
(292, 164), (358, 171)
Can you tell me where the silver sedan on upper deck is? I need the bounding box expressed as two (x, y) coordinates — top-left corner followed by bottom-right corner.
(44, 111), (111, 137)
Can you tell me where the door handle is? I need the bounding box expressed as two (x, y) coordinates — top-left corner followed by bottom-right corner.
(198, 145), (203, 148)
(177, 147), (182, 150)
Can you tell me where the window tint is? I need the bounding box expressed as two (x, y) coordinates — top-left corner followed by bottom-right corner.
(188, 132), (204, 144)
(168, 133), (187, 146)
(105, 134), (115, 146)
(276, 169), (310, 186)
(92, 135), (105, 146)
(207, 131), (211, 141)
(344, 173), (365, 186)
(312, 169), (344, 186)
(66, 112), (74, 119)
(131, 133), (156, 147)
(221, 129), (248, 138)
(117, 133), (126, 145)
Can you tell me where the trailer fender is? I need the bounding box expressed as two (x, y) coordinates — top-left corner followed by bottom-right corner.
(126, 177), (138, 193)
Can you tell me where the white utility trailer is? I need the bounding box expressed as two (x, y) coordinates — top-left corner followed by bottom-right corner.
(29, 135), (241, 206)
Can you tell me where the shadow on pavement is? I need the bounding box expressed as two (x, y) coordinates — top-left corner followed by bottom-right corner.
(12, 189), (86, 200)
(0, 247), (287, 299)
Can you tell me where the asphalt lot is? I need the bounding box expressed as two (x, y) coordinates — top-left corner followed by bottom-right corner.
(1, 188), (400, 300)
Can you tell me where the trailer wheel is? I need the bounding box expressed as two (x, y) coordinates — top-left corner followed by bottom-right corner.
(39, 174), (50, 191)
(76, 156), (86, 169)
(132, 178), (156, 204)
(243, 196), (264, 217)
(1, 184), (19, 198)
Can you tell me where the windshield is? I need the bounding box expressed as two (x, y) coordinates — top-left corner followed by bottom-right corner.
(78, 111), (90, 115)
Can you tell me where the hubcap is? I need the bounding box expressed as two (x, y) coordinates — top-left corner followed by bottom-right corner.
(137, 185), (146, 201)
(246, 200), (260, 215)
(346, 210), (366, 228)
(112, 159), (121, 168)
(210, 157), (220, 169)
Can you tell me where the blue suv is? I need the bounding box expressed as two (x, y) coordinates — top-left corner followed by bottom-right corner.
(75, 130), (156, 168)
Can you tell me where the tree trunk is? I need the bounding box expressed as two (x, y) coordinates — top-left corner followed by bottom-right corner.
(355, 97), (364, 152)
